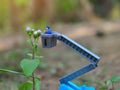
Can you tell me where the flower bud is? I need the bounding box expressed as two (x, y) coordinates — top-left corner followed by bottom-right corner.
(33, 31), (38, 39)
(37, 30), (41, 37)
(33, 29), (42, 39)
(26, 26), (34, 37)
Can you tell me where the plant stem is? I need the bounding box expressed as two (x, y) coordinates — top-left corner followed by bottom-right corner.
(32, 73), (35, 90)
(112, 83), (115, 90)
(30, 38), (36, 90)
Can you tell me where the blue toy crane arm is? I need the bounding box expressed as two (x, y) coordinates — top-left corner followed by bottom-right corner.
(55, 34), (100, 83)
(57, 34), (100, 64)
(59, 63), (96, 84)
(41, 27), (100, 90)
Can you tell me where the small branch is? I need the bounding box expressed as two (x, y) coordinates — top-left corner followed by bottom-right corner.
(0, 69), (23, 75)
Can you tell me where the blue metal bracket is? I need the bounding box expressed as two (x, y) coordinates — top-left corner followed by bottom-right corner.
(41, 26), (100, 90)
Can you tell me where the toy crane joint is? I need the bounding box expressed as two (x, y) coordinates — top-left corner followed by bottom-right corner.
(41, 26), (100, 90)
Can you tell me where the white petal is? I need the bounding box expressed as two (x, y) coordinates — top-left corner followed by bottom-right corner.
(37, 30), (42, 33)
(34, 31), (38, 35)
(26, 26), (31, 31)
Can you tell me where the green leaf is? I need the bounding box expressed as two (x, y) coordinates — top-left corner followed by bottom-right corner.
(92, 81), (103, 86)
(0, 79), (2, 82)
(18, 81), (33, 90)
(20, 59), (40, 77)
(35, 78), (41, 90)
(99, 87), (107, 90)
(110, 76), (120, 83)
(0, 69), (22, 75)
(104, 80), (111, 87)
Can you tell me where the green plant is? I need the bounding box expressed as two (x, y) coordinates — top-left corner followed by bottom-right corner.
(0, 26), (42, 90)
(75, 75), (120, 90)
(92, 76), (120, 90)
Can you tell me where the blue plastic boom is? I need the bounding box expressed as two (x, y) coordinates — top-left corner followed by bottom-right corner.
(41, 27), (100, 90)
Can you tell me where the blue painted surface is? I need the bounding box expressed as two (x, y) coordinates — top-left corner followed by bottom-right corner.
(59, 84), (74, 90)
(59, 82), (95, 90)
(59, 85), (95, 90)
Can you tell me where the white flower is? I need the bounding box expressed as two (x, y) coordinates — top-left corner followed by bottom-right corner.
(33, 30), (41, 39)
(26, 26), (31, 31)
(34, 31), (38, 35)
(37, 30), (42, 33)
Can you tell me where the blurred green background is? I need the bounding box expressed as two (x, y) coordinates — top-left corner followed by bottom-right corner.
(0, 0), (120, 90)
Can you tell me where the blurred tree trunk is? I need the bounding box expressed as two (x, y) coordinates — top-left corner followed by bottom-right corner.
(30, 0), (55, 22)
(101, 0), (112, 12)
(98, 0), (112, 17)
(9, 0), (20, 32)
(80, 0), (101, 22)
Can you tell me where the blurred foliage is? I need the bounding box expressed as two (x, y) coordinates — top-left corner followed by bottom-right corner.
(56, 0), (80, 13)
(0, 48), (25, 71)
(0, 80), (19, 90)
(15, 0), (29, 6)
(74, 75), (120, 90)
(110, 3), (120, 20)
(90, 0), (120, 18)
(56, 0), (81, 22)
(0, 0), (120, 33)
(0, 0), (9, 30)
(26, 20), (50, 30)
